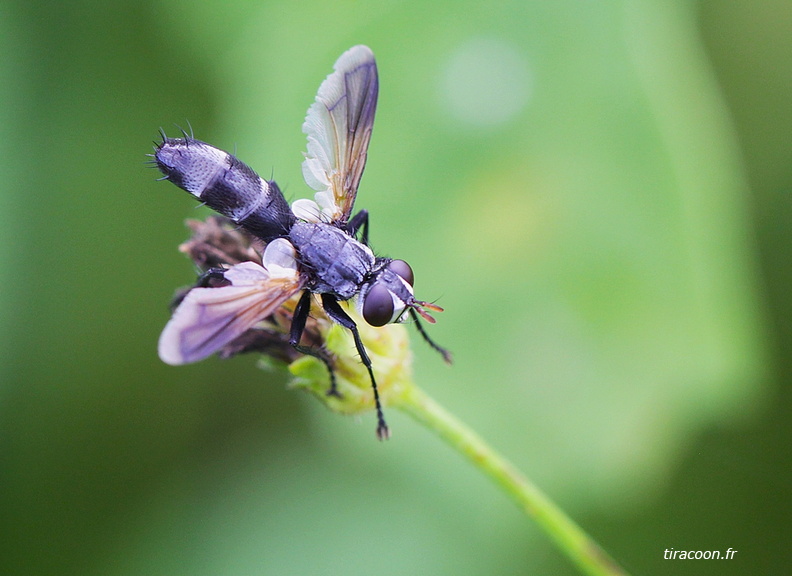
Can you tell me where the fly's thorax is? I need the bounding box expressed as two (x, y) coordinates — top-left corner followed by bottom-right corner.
(289, 221), (375, 299)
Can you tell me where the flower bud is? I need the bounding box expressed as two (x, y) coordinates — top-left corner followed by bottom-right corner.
(288, 303), (414, 415)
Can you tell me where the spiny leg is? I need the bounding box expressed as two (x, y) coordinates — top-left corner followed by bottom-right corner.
(321, 294), (389, 440)
(409, 308), (453, 364)
(289, 290), (340, 397)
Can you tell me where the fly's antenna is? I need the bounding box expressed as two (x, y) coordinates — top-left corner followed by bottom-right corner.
(411, 300), (443, 323)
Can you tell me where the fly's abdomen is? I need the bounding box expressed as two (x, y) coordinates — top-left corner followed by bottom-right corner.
(155, 137), (295, 241)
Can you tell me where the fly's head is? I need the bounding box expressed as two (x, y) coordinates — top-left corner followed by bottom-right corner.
(358, 258), (443, 327)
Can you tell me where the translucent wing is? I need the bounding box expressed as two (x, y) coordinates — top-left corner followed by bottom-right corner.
(297, 45), (379, 224)
(159, 240), (304, 365)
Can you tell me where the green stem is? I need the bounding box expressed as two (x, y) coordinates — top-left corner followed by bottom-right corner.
(392, 385), (628, 576)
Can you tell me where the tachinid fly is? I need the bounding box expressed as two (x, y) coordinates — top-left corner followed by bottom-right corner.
(153, 45), (450, 439)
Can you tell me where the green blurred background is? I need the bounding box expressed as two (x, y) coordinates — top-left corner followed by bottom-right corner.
(1, 1), (789, 574)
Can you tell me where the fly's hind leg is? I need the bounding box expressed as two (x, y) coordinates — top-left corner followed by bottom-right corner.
(170, 267), (231, 310)
(289, 290), (340, 397)
(195, 267), (230, 288)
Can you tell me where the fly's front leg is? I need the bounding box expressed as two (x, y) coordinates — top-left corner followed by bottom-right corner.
(320, 294), (389, 440)
(289, 290), (340, 397)
(409, 308), (453, 364)
(346, 209), (369, 246)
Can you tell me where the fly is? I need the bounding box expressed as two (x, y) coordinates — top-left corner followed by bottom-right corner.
(153, 45), (450, 439)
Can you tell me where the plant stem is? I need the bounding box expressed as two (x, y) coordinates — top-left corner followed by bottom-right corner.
(392, 385), (628, 576)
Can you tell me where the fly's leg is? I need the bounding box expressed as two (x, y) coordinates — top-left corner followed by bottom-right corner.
(346, 209), (369, 246)
(321, 294), (389, 440)
(409, 308), (453, 364)
(289, 290), (340, 397)
(195, 267), (230, 288)
(170, 267), (230, 310)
